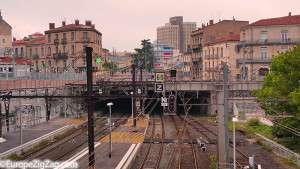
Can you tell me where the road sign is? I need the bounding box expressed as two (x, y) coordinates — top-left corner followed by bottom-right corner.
(155, 72), (165, 82)
(155, 83), (164, 92)
(161, 97), (168, 106)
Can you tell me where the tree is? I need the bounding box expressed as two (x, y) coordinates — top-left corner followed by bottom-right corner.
(131, 39), (154, 71)
(102, 61), (117, 71)
(255, 44), (300, 137)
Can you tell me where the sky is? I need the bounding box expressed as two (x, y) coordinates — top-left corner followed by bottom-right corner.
(1, 0), (300, 52)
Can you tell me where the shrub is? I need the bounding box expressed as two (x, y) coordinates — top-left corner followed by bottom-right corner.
(209, 155), (217, 169)
(247, 118), (261, 126)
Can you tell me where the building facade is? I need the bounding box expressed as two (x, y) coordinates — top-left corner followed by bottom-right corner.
(238, 13), (300, 81)
(191, 19), (249, 79)
(157, 16), (196, 53)
(0, 10), (12, 57)
(44, 20), (102, 73)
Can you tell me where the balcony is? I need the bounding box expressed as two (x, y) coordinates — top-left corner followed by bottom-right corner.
(54, 39), (59, 45)
(33, 54), (39, 59)
(192, 44), (202, 50)
(237, 58), (272, 64)
(82, 37), (90, 43)
(53, 53), (68, 59)
(240, 38), (300, 46)
(61, 38), (67, 44)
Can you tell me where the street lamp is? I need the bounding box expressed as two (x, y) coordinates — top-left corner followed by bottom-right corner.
(107, 102), (113, 158)
(232, 117), (238, 169)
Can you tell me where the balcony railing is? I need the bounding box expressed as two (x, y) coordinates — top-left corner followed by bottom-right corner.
(54, 39), (59, 45)
(205, 55), (210, 59)
(237, 58), (272, 64)
(241, 38), (300, 45)
(82, 37), (90, 43)
(53, 53), (68, 59)
(192, 44), (202, 50)
(33, 54), (39, 59)
(61, 38), (67, 44)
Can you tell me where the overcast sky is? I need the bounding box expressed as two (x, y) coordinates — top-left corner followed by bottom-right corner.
(1, 0), (300, 52)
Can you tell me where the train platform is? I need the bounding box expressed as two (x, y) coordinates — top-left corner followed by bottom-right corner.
(0, 117), (70, 155)
(59, 117), (149, 169)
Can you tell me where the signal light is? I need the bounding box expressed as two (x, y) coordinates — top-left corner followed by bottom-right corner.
(168, 95), (176, 112)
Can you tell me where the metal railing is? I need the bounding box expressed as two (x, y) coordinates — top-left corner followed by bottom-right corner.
(237, 58), (272, 64)
(54, 39), (59, 45)
(243, 38), (300, 45)
(255, 133), (300, 166)
(33, 54), (39, 59)
(82, 37), (90, 43)
(61, 38), (67, 44)
(53, 53), (68, 59)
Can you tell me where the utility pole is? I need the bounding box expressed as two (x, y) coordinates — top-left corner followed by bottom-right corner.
(0, 103), (2, 138)
(217, 62), (229, 169)
(4, 98), (10, 133)
(19, 90), (22, 145)
(86, 47), (95, 168)
(131, 64), (136, 127)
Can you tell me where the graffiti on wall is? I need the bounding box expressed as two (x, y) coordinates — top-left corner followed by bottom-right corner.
(0, 47), (12, 57)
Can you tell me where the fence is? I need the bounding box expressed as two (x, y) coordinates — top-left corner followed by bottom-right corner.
(255, 133), (300, 166)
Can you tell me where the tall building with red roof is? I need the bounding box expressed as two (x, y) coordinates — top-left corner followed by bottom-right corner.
(0, 10), (12, 57)
(44, 19), (102, 73)
(238, 12), (300, 81)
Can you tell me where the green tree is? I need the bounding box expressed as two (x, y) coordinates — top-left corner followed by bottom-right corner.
(209, 154), (217, 169)
(102, 61), (117, 70)
(255, 44), (300, 137)
(131, 39), (154, 71)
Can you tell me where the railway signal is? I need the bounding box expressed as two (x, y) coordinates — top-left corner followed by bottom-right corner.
(168, 95), (176, 112)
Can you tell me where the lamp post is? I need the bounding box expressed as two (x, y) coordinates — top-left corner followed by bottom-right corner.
(232, 117), (238, 169)
(107, 102), (113, 158)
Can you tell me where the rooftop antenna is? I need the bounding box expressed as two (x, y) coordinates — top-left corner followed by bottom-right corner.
(216, 11), (223, 21)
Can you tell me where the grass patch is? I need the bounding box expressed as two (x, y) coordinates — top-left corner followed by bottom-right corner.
(18, 139), (51, 158)
(282, 155), (300, 169)
(54, 127), (75, 140)
(6, 153), (20, 161)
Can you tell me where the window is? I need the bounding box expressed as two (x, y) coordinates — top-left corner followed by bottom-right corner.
(221, 47), (223, 57)
(35, 48), (38, 55)
(72, 60), (75, 68)
(281, 30), (288, 43)
(63, 46), (66, 53)
(260, 47), (267, 61)
(3, 39), (5, 43)
(15, 48), (18, 57)
(71, 32), (75, 41)
(48, 35), (51, 43)
(55, 34), (58, 40)
(83, 32), (88, 39)
(260, 31), (268, 42)
(63, 60), (67, 67)
(48, 61), (51, 68)
(21, 48), (24, 56)
(63, 33), (66, 39)
(30, 48), (32, 57)
(56, 46), (58, 53)
(41, 48), (44, 56)
(281, 46), (288, 53)
(48, 47), (51, 54)
(72, 45), (75, 54)
(243, 32), (246, 41)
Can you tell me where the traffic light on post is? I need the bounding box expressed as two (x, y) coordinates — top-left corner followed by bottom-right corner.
(168, 95), (176, 112)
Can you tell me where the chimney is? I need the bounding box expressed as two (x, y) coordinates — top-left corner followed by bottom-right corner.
(49, 23), (55, 30)
(75, 19), (79, 26)
(91, 24), (95, 29)
(207, 23), (208, 26)
(13, 37), (16, 42)
(209, 20), (214, 25)
(62, 21), (66, 26)
(85, 20), (92, 26)
(288, 12), (292, 16)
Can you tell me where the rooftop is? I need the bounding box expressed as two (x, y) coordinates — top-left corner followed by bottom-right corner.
(0, 58), (33, 65)
(244, 14), (300, 27)
(205, 33), (240, 46)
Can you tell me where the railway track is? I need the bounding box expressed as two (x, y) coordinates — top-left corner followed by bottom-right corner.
(138, 113), (165, 169)
(171, 116), (198, 169)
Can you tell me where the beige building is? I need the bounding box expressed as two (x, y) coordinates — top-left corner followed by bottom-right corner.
(202, 32), (240, 81)
(157, 16), (196, 53)
(239, 13), (300, 81)
(44, 20), (102, 73)
(108, 51), (133, 69)
(191, 19), (249, 79)
(0, 11), (12, 57)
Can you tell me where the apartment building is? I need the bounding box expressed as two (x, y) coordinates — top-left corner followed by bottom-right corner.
(191, 19), (249, 79)
(157, 16), (196, 53)
(238, 13), (300, 81)
(0, 10), (12, 57)
(44, 20), (102, 73)
(202, 32), (240, 80)
(12, 33), (45, 70)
